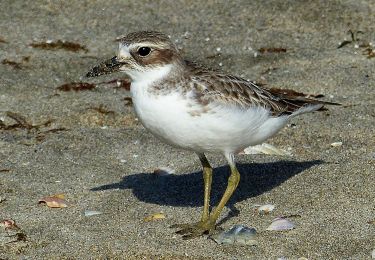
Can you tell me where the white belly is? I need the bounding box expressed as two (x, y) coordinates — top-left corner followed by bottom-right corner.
(131, 84), (288, 154)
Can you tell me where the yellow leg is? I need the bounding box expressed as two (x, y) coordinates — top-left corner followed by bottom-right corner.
(209, 163), (240, 223)
(199, 154), (212, 222)
(171, 152), (240, 239)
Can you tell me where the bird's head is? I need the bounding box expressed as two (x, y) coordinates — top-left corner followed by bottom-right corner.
(86, 31), (182, 81)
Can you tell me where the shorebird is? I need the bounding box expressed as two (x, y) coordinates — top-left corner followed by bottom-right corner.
(86, 31), (338, 239)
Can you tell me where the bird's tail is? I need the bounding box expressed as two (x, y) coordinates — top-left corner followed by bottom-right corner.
(267, 87), (341, 117)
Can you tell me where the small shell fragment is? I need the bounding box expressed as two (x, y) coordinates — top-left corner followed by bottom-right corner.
(371, 249), (375, 259)
(330, 141), (343, 147)
(153, 167), (174, 176)
(240, 143), (291, 156)
(84, 210), (103, 217)
(211, 224), (257, 245)
(0, 219), (19, 230)
(38, 194), (68, 208)
(256, 204), (275, 214)
(144, 212), (166, 222)
(266, 217), (295, 231)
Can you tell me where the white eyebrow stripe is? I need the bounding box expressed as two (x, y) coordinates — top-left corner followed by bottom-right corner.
(128, 42), (169, 49)
(118, 42), (168, 59)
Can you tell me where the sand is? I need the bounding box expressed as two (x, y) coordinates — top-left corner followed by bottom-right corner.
(0, 1), (374, 259)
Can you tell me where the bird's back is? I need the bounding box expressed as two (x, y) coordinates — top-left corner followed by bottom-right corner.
(183, 60), (338, 117)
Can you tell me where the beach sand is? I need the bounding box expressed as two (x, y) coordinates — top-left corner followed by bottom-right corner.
(0, 1), (374, 259)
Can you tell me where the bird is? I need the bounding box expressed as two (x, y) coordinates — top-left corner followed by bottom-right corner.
(86, 31), (338, 239)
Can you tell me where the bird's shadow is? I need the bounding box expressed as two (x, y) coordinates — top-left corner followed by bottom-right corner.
(91, 160), (323, 210)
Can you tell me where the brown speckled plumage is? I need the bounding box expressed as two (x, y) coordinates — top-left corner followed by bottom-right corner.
(149, 59), (338, 116)
(116, 31), (172, 47)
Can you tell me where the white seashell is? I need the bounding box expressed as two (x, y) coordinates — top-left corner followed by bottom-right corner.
(84, 210), (103, 217)
(241, 143), (292, 156)
(372, 249), (375, 259)
(266, 217), (295, 231)
(330, 141), (343, 147)
(257, 204), (275, 214)
(211, 224), (257, 245)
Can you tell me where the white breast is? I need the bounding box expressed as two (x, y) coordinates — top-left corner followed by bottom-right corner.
(130, 66), (289, 154)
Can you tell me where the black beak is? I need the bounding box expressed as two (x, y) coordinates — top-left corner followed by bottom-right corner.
(86, 56), (122, 78)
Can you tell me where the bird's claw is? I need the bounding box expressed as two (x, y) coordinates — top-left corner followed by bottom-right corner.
(170, 220), (216, 239)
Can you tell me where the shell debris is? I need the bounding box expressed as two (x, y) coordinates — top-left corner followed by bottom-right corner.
(266, 217), (295, 231)
(211, 224), (257, 245)
(256, 204), (275, 214)
(0, 219), (20, 230)
(153, 167), (174, 176)
(84, 210), (103, 217)
(330, 141), (343, 147)
(144, 212), (166, 222)
(240, 143), (292, 156)
(38, 194), (69, 208)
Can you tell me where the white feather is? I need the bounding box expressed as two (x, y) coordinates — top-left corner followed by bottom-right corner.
(291, 104), (323, 117)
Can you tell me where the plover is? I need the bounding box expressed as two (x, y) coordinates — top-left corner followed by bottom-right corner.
(86, 31), (338, 239)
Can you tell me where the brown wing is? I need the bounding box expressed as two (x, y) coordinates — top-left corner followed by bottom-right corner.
(186, 62), (338, 116)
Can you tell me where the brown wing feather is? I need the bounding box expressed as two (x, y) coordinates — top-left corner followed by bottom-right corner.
(186, 61), (338, 116)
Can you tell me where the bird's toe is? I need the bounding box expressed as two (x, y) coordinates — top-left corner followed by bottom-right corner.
(171, 220), (216, 239)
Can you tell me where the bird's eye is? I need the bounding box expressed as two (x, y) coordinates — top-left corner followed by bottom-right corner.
(137, 47), (151, 57)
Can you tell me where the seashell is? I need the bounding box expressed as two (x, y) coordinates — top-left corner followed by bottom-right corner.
(257, 204), (275, 214)
(153, 167), (174, 176)
(144, 212), (166, 222)
(211, 224), (257, 245)
(0, 219), (19, 230)
(330, 141), (343, 147)
(266, 217), (295, 231)
(84, 210), (103, 217)
(371, 249), (375, 259)
(38, 194), (68, 208)
(241, 143), (291, 156)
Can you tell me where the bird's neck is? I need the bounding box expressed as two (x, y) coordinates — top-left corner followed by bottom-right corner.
(129, 62), (185, 95)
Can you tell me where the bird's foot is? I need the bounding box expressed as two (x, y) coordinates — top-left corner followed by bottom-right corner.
(170, 219), (216, 239)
